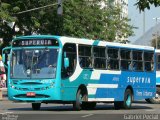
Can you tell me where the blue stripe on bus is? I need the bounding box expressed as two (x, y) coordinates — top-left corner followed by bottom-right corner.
(94, 71), (155, 100)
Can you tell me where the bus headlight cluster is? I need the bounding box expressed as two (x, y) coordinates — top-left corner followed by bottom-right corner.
(41, 83), (54, 90)
(11, 85), (15, 89)
(10, 82), (54, 90)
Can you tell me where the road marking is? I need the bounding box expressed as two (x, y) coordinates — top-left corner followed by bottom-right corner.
(0, 112), (13, 115)
(145, 110), (156, 112)
(81, 114), (94, 118)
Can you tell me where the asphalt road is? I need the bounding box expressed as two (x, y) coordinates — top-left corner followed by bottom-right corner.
(0, 99), (160, 120)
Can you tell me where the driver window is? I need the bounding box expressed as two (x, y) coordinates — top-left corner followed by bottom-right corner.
(61, 43), (77, 79)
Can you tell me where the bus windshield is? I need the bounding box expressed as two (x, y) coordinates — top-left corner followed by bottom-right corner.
(11, 48), (58, 79)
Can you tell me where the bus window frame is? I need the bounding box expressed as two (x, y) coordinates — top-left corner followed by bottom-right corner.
(78, 45), (93, 69)
(156, 53), (160, 71)
(132, 50), (144, 72)
(120, 48), (132, 71)
(93, 46), (106, 70)
(107, 47), (120, 70)
(144, 51), (154, 72)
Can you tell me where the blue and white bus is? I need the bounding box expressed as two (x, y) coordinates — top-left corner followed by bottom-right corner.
(146, 49), (160, 104)
(2, 35), (156, 110)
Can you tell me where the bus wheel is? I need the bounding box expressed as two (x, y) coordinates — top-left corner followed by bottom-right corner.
(114, 89), (133, 110)
(145, 98), (152, 103)
(32, 103), (41, 110)
(73, 89), (87, 111)
(146, 87), (160, 104)
(123, 89), (133, 109)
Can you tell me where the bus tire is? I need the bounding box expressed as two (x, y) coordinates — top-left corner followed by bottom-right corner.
(32, 103), (41, 110)
(73, 89), (86, 111)
(123, 89), (133, 109)
(145, 98), (152, 103)
(146, 87), (160, 104)
(114, 89), (133, 110)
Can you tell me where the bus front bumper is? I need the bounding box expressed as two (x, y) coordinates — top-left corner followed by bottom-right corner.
(8, 87), (61, 103)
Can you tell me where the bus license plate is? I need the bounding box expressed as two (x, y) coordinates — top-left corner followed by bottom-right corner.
(26, 92), (36, 97)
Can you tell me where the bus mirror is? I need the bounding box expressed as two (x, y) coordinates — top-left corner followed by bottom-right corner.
(64, 58), (69, 69)
(2, 47), (11, 69)
(2, 54), (5, 63)
(2, 54), (8, 69)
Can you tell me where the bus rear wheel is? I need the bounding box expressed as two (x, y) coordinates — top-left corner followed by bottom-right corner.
(145, 87), (160, 104)
(32, 103), (41, 110)
(123, 89), (133, 109)
(114, 89), (133, 109)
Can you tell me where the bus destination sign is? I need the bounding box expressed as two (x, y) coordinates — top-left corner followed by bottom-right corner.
(13, 39), (59, 47)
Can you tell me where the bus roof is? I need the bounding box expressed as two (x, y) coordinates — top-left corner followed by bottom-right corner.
(14, 35), (154, 51)
(60, 36), (154, 51)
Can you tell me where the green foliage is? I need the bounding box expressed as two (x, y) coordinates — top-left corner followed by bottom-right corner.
(0, 0), (134, 50)
(136, 0), (160, 11)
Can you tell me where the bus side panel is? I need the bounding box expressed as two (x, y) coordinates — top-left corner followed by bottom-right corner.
(120, 71), (156, 101)
(156, 71), (160, 85)
(89, 71), (156, 102)
(61, 69), (156, 102)
(61, 70), (93, 101)
(92, 72), (123, 101)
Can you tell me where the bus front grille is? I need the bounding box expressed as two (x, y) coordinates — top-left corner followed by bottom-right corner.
(14, 94), (50, 98)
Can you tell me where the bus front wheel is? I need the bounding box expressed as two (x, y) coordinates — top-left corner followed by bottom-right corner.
(32, 103), (41, 110)
(73, 89), (87, 111)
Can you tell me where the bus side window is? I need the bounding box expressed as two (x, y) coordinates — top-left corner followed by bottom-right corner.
(132, 51), (143, 71)
(157, 54), (160, 70)
(144, 52), (154, 72)
(120, 49), (131, 71)
(93, 46), (106, 69)
(61, 43), (77, 79)
(79, 45), (92, 68)
(107, 47), (119, 70)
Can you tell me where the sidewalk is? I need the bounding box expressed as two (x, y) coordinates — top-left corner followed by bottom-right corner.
(0, 89), (8, 101)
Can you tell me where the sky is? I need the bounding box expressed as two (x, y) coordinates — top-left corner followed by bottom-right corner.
(128, 0), (160, 43)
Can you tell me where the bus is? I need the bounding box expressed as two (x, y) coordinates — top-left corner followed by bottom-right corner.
(2, 35), (156, 110)
(146, 49), (160, 104)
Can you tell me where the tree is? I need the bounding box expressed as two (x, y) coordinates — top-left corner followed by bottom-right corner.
(151, 35), (160, 49)
(0, 0), (134, 51)
(136, 0), (160, 11)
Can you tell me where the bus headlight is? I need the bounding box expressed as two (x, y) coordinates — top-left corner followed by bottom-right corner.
(11, 85), (15, 89)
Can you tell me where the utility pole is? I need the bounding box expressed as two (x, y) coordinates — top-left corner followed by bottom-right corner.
(143, 10), (145, 34)
(17, 3), (59, 15)
(57, 0), (63, 15)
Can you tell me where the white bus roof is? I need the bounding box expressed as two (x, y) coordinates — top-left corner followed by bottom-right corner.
(60, 36), (154, 51)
